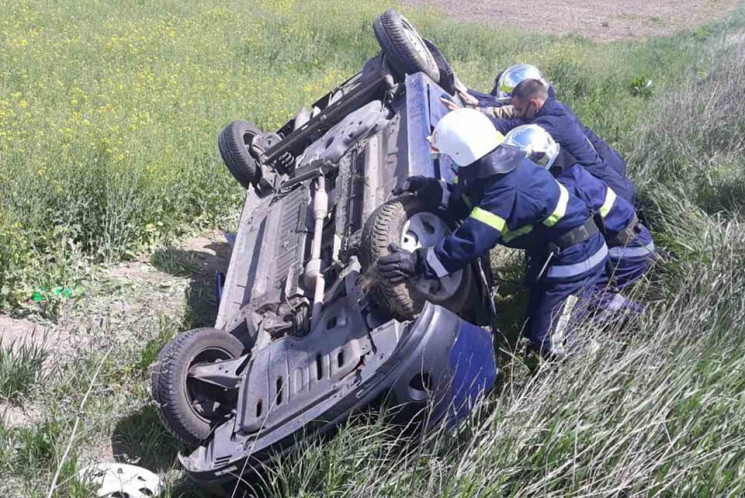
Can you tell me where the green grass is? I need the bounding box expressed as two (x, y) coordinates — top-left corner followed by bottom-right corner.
(2, 0), (745, 496)
(0, 342), (47, 405)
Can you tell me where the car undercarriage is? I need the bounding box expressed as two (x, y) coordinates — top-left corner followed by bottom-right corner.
(151, 10), (498, 494)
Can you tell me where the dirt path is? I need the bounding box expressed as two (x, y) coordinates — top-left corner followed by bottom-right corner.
(405, 0), (741, 41)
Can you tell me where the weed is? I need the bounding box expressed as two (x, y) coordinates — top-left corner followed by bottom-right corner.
(630, 76), (654, 97)
(0, 341), (47, 405)
(132, 319), (180, 376)
(13, 419), (65, 475)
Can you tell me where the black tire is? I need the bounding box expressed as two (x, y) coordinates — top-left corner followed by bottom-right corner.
(151, 328), (245, 447)
(359, 196), (473, 320)
(218, 120), (262, 189)
(373, 9), (440, 83)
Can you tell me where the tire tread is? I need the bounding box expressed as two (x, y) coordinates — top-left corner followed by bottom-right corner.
(151, 328), (244, 447)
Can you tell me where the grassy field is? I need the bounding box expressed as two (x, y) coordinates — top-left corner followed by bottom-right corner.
(1, 0), (745, 496)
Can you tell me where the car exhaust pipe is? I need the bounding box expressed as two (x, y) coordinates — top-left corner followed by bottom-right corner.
(305, 175), (328, 328)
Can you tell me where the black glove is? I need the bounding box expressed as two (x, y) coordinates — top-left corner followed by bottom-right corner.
(392, 176), (445, 210)
(377, 244), (426, 284)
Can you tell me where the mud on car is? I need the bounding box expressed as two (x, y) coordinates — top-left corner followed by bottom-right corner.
(151, 10), (498, 493)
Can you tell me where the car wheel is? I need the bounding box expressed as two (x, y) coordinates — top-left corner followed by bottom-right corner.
(373, 9), (440, 83)
(218, 120), (262, 189)
(359, 196), (474, 320)
(151, 328), (244, 447)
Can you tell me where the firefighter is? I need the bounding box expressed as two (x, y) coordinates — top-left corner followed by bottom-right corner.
(376, 109), (608, 357)
(503, 124), (656, 289)
(451, 65), (632, 194)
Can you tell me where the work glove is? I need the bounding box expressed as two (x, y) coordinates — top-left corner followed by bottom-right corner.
(392, 176), (446, 211)
(376, 244), (426, 284)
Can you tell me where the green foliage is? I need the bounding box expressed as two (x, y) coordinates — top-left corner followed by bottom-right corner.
(0, 214), (33, 312)
(132, 318), (180, 375)
(6, 420), (64, 475)
(630, 76), (654, 97)
(626, 34), (745, 216)
(0, 341), (47, 404)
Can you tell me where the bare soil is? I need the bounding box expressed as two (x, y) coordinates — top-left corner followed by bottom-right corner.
(405, 0), (740, 41)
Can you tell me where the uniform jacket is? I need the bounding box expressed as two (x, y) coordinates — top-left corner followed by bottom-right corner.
(488, 95), (636, 202)
(426, 153), (606, 279)
(556, 164), (652, 255)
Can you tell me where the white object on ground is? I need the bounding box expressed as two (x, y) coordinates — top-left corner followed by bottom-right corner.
(76, 463), (162, 498)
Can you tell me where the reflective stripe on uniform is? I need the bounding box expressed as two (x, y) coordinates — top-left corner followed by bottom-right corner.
(546, 243), (608, 279)
(467, 181), (567, 245)
(470, 206), (506, 232)
(543, 182), (569, 227)
(599, 188), (617, 218)
(503, 224), (534, 242)
(439, 180), (450, 210)
(609, 240), (655, 261)
(425, 247), (449, 278)
(551, 294), (578, 357)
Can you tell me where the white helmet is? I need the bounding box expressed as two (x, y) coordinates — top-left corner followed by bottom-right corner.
(495, 64), (548, 102)
(503, 124), (560, 169)
(429, 108), (505, 167)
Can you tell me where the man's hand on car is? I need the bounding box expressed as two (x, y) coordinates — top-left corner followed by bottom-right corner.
(392, 176), (446, 210)
(457, 90), (479, 107)
(377, 244), (426, 284)
(439, 90), (478, 111)
(440, 96), (460, 112)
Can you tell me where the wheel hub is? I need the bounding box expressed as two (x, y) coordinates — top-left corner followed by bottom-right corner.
(186, 349), (237, 424)
(400, 212), (463, 301)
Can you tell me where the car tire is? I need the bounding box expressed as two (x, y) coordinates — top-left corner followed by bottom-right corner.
(359, 196), (474, 320)
(151, 328), (245, 447)
(218, 120), (262, 189)
(373, 9), (440, 83)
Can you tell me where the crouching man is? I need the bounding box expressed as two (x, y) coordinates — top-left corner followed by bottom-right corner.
(375, 109), (608, 358)
(501, 125), (656, 290)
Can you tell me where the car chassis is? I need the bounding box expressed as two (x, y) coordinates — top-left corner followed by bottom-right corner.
(152, 11), (498, 494)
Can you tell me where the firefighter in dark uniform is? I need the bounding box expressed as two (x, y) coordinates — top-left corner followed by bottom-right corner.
(503, 124), (656, 290)
(376, 109), (609, 357)
(452, 65), (632, 198)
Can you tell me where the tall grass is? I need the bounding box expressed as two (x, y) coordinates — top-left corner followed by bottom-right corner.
(627, 32), (745, 215)
(0, 341), (47, 405)
(269, 223), (745, 494)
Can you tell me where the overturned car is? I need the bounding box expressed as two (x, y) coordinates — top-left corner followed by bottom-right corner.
(151, 10), (498, 493)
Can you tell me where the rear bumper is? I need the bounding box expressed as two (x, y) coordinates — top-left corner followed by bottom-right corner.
(180, 302), (497, 488)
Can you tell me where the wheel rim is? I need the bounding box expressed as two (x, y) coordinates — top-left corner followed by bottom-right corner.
(400, 212), (463, 301)
(185, 347), (238, 424)
(400, 17), (439, 77)
(241, 129), (259, 159)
